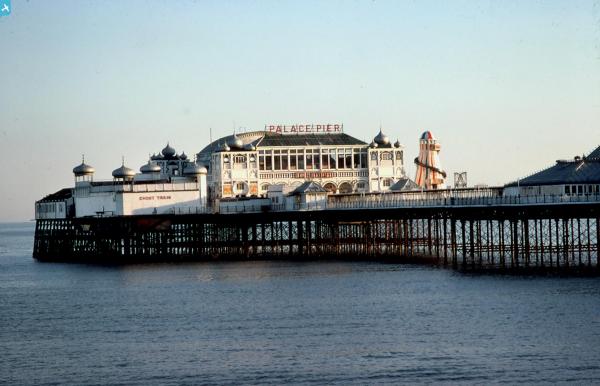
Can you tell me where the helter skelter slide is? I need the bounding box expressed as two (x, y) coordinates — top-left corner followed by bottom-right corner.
(414, 131), (447, 190)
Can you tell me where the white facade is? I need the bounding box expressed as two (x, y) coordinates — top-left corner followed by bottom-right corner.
(207, 129), (407, 200)
(73, 181), (203, 217)
(35, 143), (209, 219)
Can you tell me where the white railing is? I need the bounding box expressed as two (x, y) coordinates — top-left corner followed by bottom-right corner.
(326, 193), (600, 210)
(219, 204), (267, 214)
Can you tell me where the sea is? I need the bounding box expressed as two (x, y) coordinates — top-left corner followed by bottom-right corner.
(1, 222), (600, 385)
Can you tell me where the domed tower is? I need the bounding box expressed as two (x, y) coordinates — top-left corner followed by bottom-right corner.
(227, 133), (244, 150)
(414, 131), (446, 189)
(112, 158), (135, 182)
(367, 127), (406, 192)
(73, 155), (95, 183)
(140, 160), (161, 174)
(161, 143), (176, 158)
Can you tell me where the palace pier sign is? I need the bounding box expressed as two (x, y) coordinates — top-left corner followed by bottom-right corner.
(266, 123), (343, 134)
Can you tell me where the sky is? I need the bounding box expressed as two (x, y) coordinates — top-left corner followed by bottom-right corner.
(0, 0), (599, 221)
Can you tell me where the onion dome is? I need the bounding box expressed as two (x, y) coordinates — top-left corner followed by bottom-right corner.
(180, 152), (188, 160)
(394, 140), (401, 148)
(227, 133), (244, 150)
(73, 160), (95, 176)
(161, 143), (176, 157)
(370, 141), (378, 148)
(244, 143), (256, 151)
(420, 131), (435, 141)
(112, 161), (135, 179)
(140, 160), (161, 174)
(374, 129), (390, 146)
(184, 163), (208, 176)
(220, 142), (230, 152)
(150, 153), (161, 160)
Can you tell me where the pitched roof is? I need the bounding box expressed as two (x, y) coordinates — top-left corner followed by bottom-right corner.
(588, 145), (600, 160)
(505, 158), (600, 187)
(257, 133), (366, 147)
(290, 181), (327, 195)
(390, 178), (421, 191)
(37, 188), (73, 202)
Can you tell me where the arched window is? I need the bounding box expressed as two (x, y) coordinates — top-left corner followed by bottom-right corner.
(339, 182), (353, 194)
(381, 152), (392, 160)
(323, 183), (337, 194)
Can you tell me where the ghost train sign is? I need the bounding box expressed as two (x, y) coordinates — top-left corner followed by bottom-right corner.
(266, 123), (343, 134)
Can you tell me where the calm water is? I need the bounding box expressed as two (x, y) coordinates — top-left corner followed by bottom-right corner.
(1, 222), (600, 385)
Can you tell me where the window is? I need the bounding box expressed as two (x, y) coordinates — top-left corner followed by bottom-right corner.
(383, 179), (392, 187)
(274, 150), (281, 170)
(234, 155), (246, 164)
(327, 149), (336, 169)
(396, 151), (403, 161)
(297, 150), (305, 169)
(290, 149), (297, 170)
(565, 186), (570, 195)
(381, 152), (392, 160)
(360, 151), (367, 168)
(265, 151), (272, 170)
(236, 182), (245, 190)
(321, 151), (329, 169)
(353, 149), (361, 168)
(305, 149), (319, 169)
(337, 149), (346, 169)
(281, 150), (289, 170)
(259, 150), (265, 170)
(261, 184), (269, 192)
(345, 148), (352, 169)
(305, 150), (313, 169)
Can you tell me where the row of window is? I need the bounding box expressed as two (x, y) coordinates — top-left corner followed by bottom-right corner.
(258, 148), (369, 171)
(565, 184), (600, 195)
(37, 202), (63, 213)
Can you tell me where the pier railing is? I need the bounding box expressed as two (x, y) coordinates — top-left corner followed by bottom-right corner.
(323, 192), (600, 211)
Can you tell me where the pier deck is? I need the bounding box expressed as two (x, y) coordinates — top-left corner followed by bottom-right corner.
(33, 199), (600, 274)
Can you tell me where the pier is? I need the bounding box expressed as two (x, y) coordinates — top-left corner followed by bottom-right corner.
(33, 192), (600, 274)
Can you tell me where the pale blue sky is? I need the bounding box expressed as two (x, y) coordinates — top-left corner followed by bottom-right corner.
(1, 0), (599, 221)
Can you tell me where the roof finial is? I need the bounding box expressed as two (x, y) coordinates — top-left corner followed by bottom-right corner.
(82, 154), (85, 163)
(122, 156), (125, 166)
